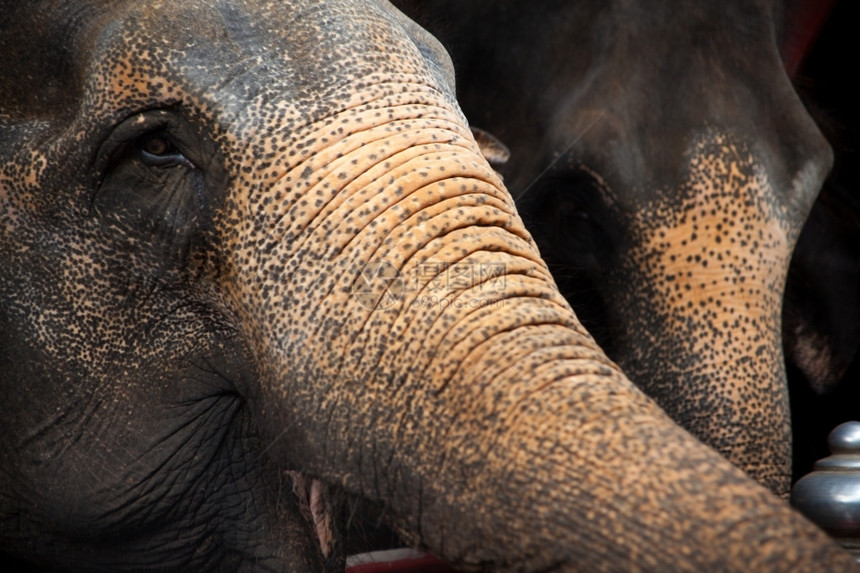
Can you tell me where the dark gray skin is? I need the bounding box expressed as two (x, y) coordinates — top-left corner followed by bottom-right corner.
(393, 0), (834, 498)
(0, 1), (854, 571)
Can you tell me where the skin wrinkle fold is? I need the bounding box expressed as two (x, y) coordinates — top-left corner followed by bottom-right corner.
(401, 282), (565, 389)
(415, 294), (582, 384)
(334, 252), (543, 413)
(482, 339), (617, 458)
(374, 196), (532, 269)
(292, 150), (528, 394)
(319, 146), (480, 253)
(259, 106), (469, 198)
(243, 124), (484, 271)
(413, 323), (583, 436)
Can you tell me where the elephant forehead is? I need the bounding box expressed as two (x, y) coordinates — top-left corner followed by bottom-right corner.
(73, 0), (454, 131)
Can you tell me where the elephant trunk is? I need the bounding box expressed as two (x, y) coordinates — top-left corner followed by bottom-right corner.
(212, 91), (848, 569)
(604, 130), (831, 499)
(614, 234), (792, 497)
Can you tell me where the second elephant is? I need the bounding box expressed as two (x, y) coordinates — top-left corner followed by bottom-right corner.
(394, 0), (834, 498)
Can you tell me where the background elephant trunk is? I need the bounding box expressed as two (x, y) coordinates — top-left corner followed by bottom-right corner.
(212, 94), (849, 569)
(605, 133), (803, 497)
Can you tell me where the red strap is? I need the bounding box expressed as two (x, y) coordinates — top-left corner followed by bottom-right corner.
(782, 0), (837, 78)
(346, 549), (456, 572)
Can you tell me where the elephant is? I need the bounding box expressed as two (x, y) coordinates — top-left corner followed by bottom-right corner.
(0, 1), (854, 571)
(392, 0), (834, 498)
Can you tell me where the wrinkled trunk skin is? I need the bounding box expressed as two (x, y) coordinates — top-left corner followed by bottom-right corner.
(392, 0), (834, 499)
(224, 99), (842, 569)
(0, 1), (854, 571)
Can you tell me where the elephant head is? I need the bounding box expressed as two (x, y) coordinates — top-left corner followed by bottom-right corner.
(0, 1), (852, 570)
(393, 0), (835, 498)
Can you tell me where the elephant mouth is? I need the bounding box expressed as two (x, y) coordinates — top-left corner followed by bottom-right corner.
(288, 472), (454, 571)
(289, 471), (336, 558)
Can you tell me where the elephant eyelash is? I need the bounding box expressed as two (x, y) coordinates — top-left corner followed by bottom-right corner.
(137, 133), (196, 170)
(94, 109), (193, 179)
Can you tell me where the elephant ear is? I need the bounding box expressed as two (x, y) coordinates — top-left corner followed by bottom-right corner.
(783, 177), (860, 394)
(470, 126), (510, 166)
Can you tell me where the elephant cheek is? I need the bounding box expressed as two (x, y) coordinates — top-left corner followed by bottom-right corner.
(612, 137), (794, 496)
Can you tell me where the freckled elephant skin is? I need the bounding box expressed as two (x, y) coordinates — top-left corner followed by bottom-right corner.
(393, 0), (834, 498)
(0, 1), (853, 571)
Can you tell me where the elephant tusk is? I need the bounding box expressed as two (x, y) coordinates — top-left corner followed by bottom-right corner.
(288, 471), (335, 558)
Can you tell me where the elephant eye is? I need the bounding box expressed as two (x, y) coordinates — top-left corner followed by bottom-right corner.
(558, 200), (591, 223)
(138, 134), (194, 168)
(526, 170), (618, 266)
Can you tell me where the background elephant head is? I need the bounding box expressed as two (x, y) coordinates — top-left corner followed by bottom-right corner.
(393, 0), (836, 498)
(0, 1), (854, 571)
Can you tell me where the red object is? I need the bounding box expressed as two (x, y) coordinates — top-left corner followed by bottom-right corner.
(345, 549), (457, 573)
(782, 0), (837, 78)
